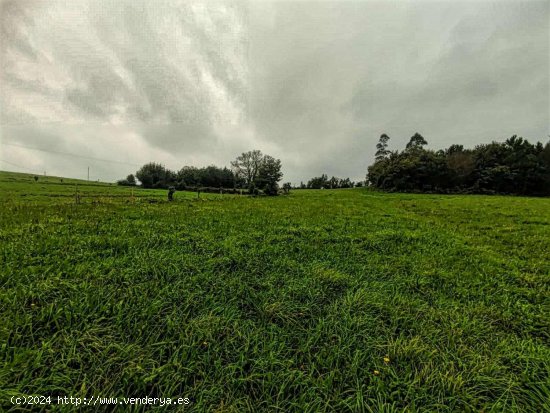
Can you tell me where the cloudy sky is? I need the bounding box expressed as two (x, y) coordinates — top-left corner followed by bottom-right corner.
(0, 0), (548, 184)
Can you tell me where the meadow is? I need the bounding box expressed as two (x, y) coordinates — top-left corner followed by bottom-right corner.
(1, 171), (549, 412)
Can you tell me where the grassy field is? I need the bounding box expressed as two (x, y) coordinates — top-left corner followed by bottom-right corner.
(1, 170), (549, 412)
(0, 171), (224, 203)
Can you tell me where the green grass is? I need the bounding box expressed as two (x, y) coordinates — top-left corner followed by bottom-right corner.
(0, 171), (222, 204)
(1, 171), (549, 412)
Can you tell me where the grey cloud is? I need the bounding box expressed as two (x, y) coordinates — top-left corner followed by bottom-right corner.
(0, 0), (548, 184)
(0, 0), (38, 60)
(342, 1), (549, 152)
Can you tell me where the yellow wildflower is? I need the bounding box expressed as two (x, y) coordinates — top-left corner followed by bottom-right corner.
(373, 370), (380, 376)
(384, 357), (390, 364)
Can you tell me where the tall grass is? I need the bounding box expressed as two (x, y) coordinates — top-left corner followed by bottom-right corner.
(1, 172), (549, 412)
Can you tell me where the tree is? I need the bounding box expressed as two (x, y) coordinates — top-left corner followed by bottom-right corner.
(117, 173), (137, 186)
(175, 166), (236, 190)
(406, 133), (428, 151)
(231, 150), (264, 190)
(231, 150), (284, 195)
(256, 155), (283, 196)
(375, 133), (391, 161)
(366, 133), (550, 196)
(447, 151), (475, 188)
(126, 174), (136, 185)
(339, 177), (353, 188)
(135, 163), (175, 189)
(177, 166), (200, 188)
(446, 144), (464, 155)
(282, 182), (292, 194)
(307, 174), (328, 189)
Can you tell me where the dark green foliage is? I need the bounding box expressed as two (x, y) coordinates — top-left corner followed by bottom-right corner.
(117, 174), (137, 186)
(306, 174), (354, 189)
(231, 150), (283, 196)
(176, 166), (201, 188)
(405, 132), (428, 151)
(256, 155), (283, 196)
(1, 172), (549, 412)
(231, 150), (264, 189)
(368, 135), (550, 196)
(375, 133), (391, 161)
(130, 161), (243, 192)
(338, 177), (353, 188)
(128, 150), (281, 195)
(307, 174), (328, 189)
(282, 182), (292, 194)
(176, 166), (236, 189)
(135, 163), (176, 189)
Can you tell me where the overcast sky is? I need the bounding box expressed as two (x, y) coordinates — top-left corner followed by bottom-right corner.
(1, 0), (548, 184)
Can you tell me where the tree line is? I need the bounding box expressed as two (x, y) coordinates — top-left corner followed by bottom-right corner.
(367, 133), (550, 196)
(295, 175), (363, 189)
(118, 150), (289, 196)
(117, 135), (550, 197)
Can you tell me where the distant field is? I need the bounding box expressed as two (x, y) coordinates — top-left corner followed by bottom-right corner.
(0, 171), (223, 203)
(1, 171), (549, 412)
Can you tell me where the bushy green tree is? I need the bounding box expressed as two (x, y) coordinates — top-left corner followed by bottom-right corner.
(367, 134), (550, 195)
(175, 166), (236, 189)
(117, 174), (137, 186)
(176, 166), (201, 188)
(307, 174), (328, 189)
(339, 177), (353, 188)
(306, 174), (355, 189)
(231, 150), (264, 190)
(230, 150), (283, 195)
(135, 163), (175, 189)
(256, 155), (283, 196)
